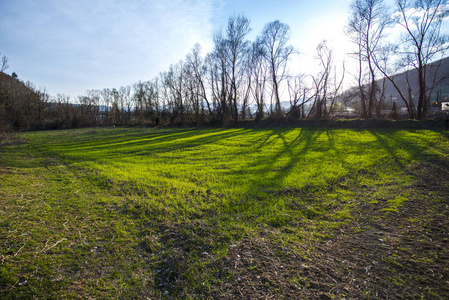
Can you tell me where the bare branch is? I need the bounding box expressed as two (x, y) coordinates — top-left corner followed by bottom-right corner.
(1, 53), (8, 73)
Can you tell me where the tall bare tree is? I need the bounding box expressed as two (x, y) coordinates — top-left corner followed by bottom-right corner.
(101, 88), (112, 124)
(395, 0), (448, 119)
(257, 20), (294, 118)
(209, 33), (230, 123)
(371, 0), (448, 119)
(206, 16), (251, 124)
(347, 0), (391, 119)
(286, 74), (313, 119)
(163, 61), (186, 125)
(224, 15), (251, 124)
(185, 44), (212, 123)
(248, 42), (268, 120)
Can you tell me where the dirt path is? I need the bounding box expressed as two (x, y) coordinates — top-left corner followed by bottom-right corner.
(208, 160), (449, 299)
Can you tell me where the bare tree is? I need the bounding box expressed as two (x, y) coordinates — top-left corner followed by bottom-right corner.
(395, 0), (448, 119)
(55, 94), (73, 126)
(87, 89), (101, 122)
(133, 81), (146, 124)
(240, 53), (253, 120)
(118, 86), (131, 123)
(371, 0), (448, 119)
(1, 53), (8, 73)
(248, 41), (268, 120)
(257, 20), (294, 118)
(209, 33), (230, 123)
(185, 44), (212, 124)
(111, 88), (122, 125)
(101, 88), (112, 124)
(36, 87), (49, 124)
(207, 16), (251, 125)
(308, 41), (345, 119)
(163, 61), (186, 125)
(286, 74), (313, 119)
(347, 0), (391, 119)
(224, 15), (251, 124)
(78, 94), (96, 125)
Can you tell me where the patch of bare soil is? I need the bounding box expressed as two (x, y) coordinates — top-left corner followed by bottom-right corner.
(0, 132), (25, 147)
(208, 160), (449, 299)
(0, 167), (25, 175)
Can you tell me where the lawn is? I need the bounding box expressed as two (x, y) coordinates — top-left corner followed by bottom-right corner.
(1, 127), (448, 299)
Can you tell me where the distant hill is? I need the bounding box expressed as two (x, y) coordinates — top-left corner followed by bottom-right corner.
(342, 56), (449, 109)
(383, 56), (449, 106)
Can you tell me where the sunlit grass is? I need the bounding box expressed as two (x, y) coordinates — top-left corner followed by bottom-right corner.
(2, 126), (448, 298)
(20, 127), (448, 227)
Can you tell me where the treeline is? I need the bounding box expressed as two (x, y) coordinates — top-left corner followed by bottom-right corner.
(1, 0), (448, 131)
(69, 18), (345, 128)
(0, 17), (345, 131)
(72, 19), (343, 128)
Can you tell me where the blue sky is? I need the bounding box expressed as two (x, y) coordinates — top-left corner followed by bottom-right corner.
(0, 0), (357, 99)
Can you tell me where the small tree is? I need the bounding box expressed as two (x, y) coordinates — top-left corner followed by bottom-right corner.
(0, 53), (8, 73)
(308, 41), (345, 119)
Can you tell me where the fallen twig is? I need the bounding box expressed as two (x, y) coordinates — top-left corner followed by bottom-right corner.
(40, 238), (67, 253)
(14, 242), (26, 257)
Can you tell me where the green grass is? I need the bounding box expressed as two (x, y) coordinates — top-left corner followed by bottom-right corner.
(1, 127), (448, 298)
(20, 128), (431, 220)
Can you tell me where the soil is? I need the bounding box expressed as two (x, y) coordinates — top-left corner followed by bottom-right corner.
(205, 160), (449, 299)
(0, 132), (25, 147)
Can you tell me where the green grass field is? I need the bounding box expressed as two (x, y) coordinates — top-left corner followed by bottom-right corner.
(1, 127), (448, 299)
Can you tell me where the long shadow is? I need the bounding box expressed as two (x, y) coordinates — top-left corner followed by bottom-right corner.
(235, 127), (330, 198)
(234, 127), (449, 207)
(5, 128), (250, 175)
(38, 128), (250, 163)
(368, 128), (449, 178)
(19, 127), (449, 211)
(253, 129), (279, 150)
(107, 128), (250, 162)
(266, 127), (332, 185)
(44, 128), (209, 154)
(368, 130), (405, 169)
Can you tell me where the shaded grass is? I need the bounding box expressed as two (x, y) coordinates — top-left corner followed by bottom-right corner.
(1, 126), (448, 298)
(0, 147), (152, 298)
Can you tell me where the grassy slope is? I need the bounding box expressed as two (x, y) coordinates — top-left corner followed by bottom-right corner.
(0, 127), (448, 299)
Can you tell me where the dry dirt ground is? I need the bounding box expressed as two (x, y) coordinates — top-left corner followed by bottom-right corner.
(201, 160), (449, 299)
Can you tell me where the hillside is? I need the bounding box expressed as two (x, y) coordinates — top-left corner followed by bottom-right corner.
(342, 56), (449, 110)
(0, 71), (31, 93)
(384, 56), (449, 105)
(0, 71), (43, 131)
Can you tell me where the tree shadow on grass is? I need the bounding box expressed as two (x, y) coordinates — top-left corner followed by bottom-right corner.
(368, 130), (406, 169)
(368, 129), (449, 182)
(235, 127), (331, 196)
(33, 128), (251, 164)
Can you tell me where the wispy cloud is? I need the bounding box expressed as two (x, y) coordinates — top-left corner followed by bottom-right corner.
(0, 0), (215, 96)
